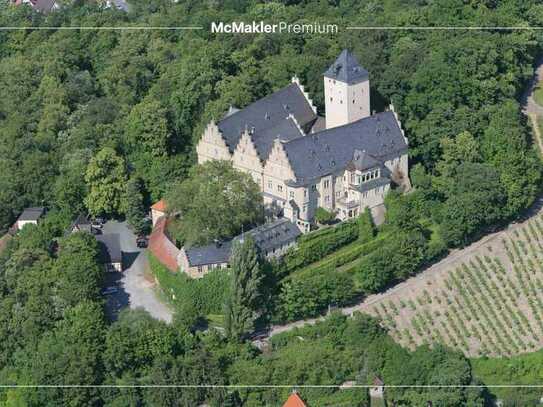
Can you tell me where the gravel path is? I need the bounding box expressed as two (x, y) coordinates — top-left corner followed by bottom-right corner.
(103, 221), (173, 323)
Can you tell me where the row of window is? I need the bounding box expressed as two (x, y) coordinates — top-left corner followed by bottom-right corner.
(345, 170), (380, 185)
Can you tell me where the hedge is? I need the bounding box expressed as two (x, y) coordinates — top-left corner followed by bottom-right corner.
(282, 220), (359, 272)
(275, 268), (359, 322)
(293, 233), (388, 278)
(148, 253), (230, 315)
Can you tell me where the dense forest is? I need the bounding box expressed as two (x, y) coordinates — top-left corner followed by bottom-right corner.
(2, 0), (543, 405)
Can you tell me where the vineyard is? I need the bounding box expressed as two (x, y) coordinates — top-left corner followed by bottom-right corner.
(361, 213), (543, 357)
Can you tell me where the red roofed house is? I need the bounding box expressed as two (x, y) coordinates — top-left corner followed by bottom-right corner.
(150, 199), (167, 226)
(148, 217), (180, 272)
(283, 391), (307, 407)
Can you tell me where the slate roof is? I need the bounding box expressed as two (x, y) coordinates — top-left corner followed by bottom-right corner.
(283, 111), (407, 184)
(217, 83), (316, 157)
(243, 217), (301, 254)
(66, 213), (92, 235)
(96, 234), (122, 264)
(185, 241), (232, 267)
(347, 149), (380, 172)
(356, 176), (390, 193)
(17, 207), (45, 222)
(324, 49), (368, 84)
(184, 218), (301, 267)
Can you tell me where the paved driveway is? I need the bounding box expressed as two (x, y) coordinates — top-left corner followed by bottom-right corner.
(102, 221), (173, 323)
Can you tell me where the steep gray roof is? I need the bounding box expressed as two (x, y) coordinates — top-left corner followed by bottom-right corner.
(185, 218), (300, 267)
(356, 176), (390, 193)
(17, 207), (44, 222)
(96, 234), (122, 264)
(283, 111), (407, 183)
(217, 83), (316, 156)
(324, 50), (368, 84)
(251, 117), (304, 160)
(241, 217), (301, 254)
(347, 149), (380, 172)
(185, 241), (232, 267)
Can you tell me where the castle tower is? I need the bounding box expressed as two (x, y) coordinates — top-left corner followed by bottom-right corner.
(324, 50), (370, 129)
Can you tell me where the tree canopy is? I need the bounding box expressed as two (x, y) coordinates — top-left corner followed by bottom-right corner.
(165, 160), (264, 246)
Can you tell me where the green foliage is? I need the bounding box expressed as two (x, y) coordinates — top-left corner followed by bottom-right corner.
(314, 207), (336, 224)
(278, 270), (358, 322)
(124, 177), (147, 235)
(165, 160), (264, 246)
(472, 350), (543, 405)
(282, 220), (359, 273)
(358, 207), (375, 244)
(224, 236), (263, 341)
(439, 163), (507, 247)
(149, 253), (230, 316)
(355, 229), (428, 293)
(84, 147), (127, 217)
(534, 83), (543, 107)
(125, 97), (170, 157)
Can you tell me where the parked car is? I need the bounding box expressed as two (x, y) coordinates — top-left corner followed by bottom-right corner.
(101, 287), (118, 295)
(136, 236), (148, 248)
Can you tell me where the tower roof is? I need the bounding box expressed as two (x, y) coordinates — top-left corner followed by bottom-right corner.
(324, 49), (368, 84)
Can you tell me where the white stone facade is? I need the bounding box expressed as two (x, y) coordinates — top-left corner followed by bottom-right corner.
(196, 51), (409, 232)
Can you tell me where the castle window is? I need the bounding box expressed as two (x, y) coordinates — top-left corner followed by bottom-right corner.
(289, 191), (294, 199)
(277, 184), (283, 192)
(268, 180), (272, 189)
(325, 195), (330, 203)
(304, 189), (307, 198)
(311, 184), (317, 192)
(323, 180), (330, 189)
(330, 97), (333, 102)
(340, 100), (343, 104)
(353, 100), (355, 104)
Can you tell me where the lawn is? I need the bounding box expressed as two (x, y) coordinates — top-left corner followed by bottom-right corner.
(534, 83), (543, 107)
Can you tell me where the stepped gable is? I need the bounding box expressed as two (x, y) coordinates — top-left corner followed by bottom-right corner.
(323, 49), (368, 84)
(282, 111), (407, 183)
(217, 83), (316, 155)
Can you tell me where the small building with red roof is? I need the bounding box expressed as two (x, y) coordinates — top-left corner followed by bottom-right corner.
(148, 217), (180, 272)
(283, 391), (307, 407)
(150, 199), (167, 226)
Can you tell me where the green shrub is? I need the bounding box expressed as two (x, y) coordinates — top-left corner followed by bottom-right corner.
(357, 207), (375, 243)
(276, 269), (359, 322)
(315, 207), (336, 224)
(283, 220), (359, 272)
(149, 254), (230, 316)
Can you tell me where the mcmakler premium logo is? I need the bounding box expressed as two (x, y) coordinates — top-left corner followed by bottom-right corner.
(211, 21), (338, 34)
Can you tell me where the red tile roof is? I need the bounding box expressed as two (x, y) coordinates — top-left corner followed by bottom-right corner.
(148, 217), (179, 272)
(283, 392), (307, 407)
(151, 199), (167, 212)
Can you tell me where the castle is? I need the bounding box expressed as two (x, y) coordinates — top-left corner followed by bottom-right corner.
(197, 50), (409, 232)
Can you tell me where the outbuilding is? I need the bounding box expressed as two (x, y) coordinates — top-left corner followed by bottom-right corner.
(16, 207), (45, 231)
(96, 234), (123, 272)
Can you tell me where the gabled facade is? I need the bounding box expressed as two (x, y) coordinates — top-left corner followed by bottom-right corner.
(196, 50), (410, 232)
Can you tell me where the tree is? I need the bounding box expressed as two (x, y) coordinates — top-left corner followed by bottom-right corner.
(125, 98), (170, 157)
(84, 147), (127, 217)
(357, 207), (375, 243)
(166, 160), (264, 246)
(125, 177), (147, 235)
(224, 235), (263, 341)
(439, 162), (507, 247)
